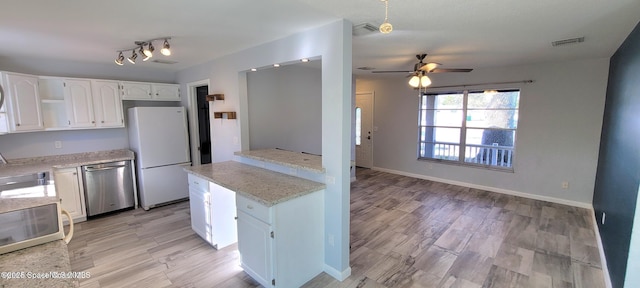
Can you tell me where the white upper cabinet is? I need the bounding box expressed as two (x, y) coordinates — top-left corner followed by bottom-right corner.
(152, 84), (180, 101)
(64, 79), (95, 128)
(4, 73), (44, 132)
(121, 82), (152, 100)
(122, 81), (179, 101)
(91, 80), (123, 128)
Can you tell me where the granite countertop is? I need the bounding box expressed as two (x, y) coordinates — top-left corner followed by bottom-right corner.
(234, 149), (324, 173)
(0, 240), (77, 288)
(0, 149), (135, 178)
(184, 161), (326, 206)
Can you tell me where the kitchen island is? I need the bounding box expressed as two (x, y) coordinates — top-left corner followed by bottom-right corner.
(184, 160), (326, 288)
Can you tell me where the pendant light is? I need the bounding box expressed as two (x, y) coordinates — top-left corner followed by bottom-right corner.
(379, 0), (393, 34)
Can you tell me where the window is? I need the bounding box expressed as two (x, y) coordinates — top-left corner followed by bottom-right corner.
(418, 89), (520, 170)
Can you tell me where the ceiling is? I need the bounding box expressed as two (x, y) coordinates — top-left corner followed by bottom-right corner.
(1, 0), (639, 74)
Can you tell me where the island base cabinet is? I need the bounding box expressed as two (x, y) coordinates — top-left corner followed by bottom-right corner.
(237, 210), (273, 286)
(237, 190), (324, 287)
(188, 174), (237, 249)
(189, 186), (211, 244)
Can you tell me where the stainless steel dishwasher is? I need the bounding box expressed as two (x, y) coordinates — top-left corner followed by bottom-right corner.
(82, 160), (135, 217)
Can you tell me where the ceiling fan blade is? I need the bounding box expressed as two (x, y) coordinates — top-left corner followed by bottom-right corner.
(419, 62), (441, 72)
(430, 68), (474, 73)
(371, 70), (414, 73)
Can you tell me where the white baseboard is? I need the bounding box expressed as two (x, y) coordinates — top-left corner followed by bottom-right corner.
(371, 167), (592, 209)
(591, 209), (613, 288)
(323, 264), (351, 281)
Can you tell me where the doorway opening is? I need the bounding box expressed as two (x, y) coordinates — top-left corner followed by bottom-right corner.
(196, 86), (211, 164)
(355, 92), (374, 168)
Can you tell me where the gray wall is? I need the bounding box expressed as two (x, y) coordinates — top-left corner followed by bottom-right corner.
(246, 64), (321, 155)
(593, 21), (640, 288)
(356, 57), (609, 206)
(0, 128), (128, 158)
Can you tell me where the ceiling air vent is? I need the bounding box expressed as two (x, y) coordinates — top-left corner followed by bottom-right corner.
(552, 37), (585, 47)
(152, 59), (178, 64)
(353, 23), (378, 36)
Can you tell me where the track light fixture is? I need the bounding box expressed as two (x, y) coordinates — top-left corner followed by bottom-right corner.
(127, 50), (138, 64)
(161, 39), (171, 56)
(143, 42), (154, 58)
(138, 46), (151, 62)
(114, 37), (171, 66)
(114, 52), (125, 65)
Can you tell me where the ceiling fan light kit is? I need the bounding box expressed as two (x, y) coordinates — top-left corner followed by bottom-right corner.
(115, 37), (171, 65)
(379, 0), (392, 34)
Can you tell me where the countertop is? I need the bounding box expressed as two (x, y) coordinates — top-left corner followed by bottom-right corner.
(184, 161), (326, 207)
(0, 149), (135, 178)
(0, 240), (77, 288)
(234, 149), (324, 173)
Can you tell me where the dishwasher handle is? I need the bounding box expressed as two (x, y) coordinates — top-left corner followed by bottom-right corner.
(84, 164), (127, 172)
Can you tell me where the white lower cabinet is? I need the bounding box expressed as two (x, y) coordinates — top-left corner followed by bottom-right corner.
(236, 190), (324, 287)
(188, 173), (237, 249)
(53, 167), (86, 222)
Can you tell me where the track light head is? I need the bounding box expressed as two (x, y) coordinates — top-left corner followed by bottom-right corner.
(138, 46), (151, 62)
(161, 39), (171, 56)
(128, 50), (138, 64)
(115, 52), (125, 66)
(143, 42), (154, 58)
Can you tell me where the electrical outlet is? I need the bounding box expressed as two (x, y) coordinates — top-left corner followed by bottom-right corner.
(328, 234), (335, 246)
(602, 212), (606, 225)
(561, 181), (569, 189)
(54, 141), (62, 149)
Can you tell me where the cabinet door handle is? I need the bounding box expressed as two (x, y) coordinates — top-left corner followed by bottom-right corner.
(16, 123), (20, 126)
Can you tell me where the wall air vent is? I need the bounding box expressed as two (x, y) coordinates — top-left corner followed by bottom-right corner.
(552, 37), (585, 47)
(353, 23), (378, 36)
(152, 59), (178, 64)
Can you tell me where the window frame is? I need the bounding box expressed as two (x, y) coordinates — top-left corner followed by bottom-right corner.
(417, 88), (521, 172)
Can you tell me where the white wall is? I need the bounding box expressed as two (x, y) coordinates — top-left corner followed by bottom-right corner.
(177, 20), (353, 279)
(247, 64), (321, 154)
(356, 58), (609, 206)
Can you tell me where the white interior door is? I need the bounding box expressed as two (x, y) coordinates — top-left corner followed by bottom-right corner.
(356, 92), (374, 168)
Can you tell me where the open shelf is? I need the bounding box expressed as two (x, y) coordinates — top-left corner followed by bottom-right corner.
(213, 111), (236, 119)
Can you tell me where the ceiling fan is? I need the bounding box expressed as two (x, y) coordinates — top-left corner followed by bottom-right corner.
(372, 53), (473, 74)
(372, 53), (473, 88)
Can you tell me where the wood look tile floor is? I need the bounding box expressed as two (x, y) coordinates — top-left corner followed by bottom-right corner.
(68, 168), (605, 288)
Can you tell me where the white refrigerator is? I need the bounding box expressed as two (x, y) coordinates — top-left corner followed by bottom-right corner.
(128, 107), (191, 210)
